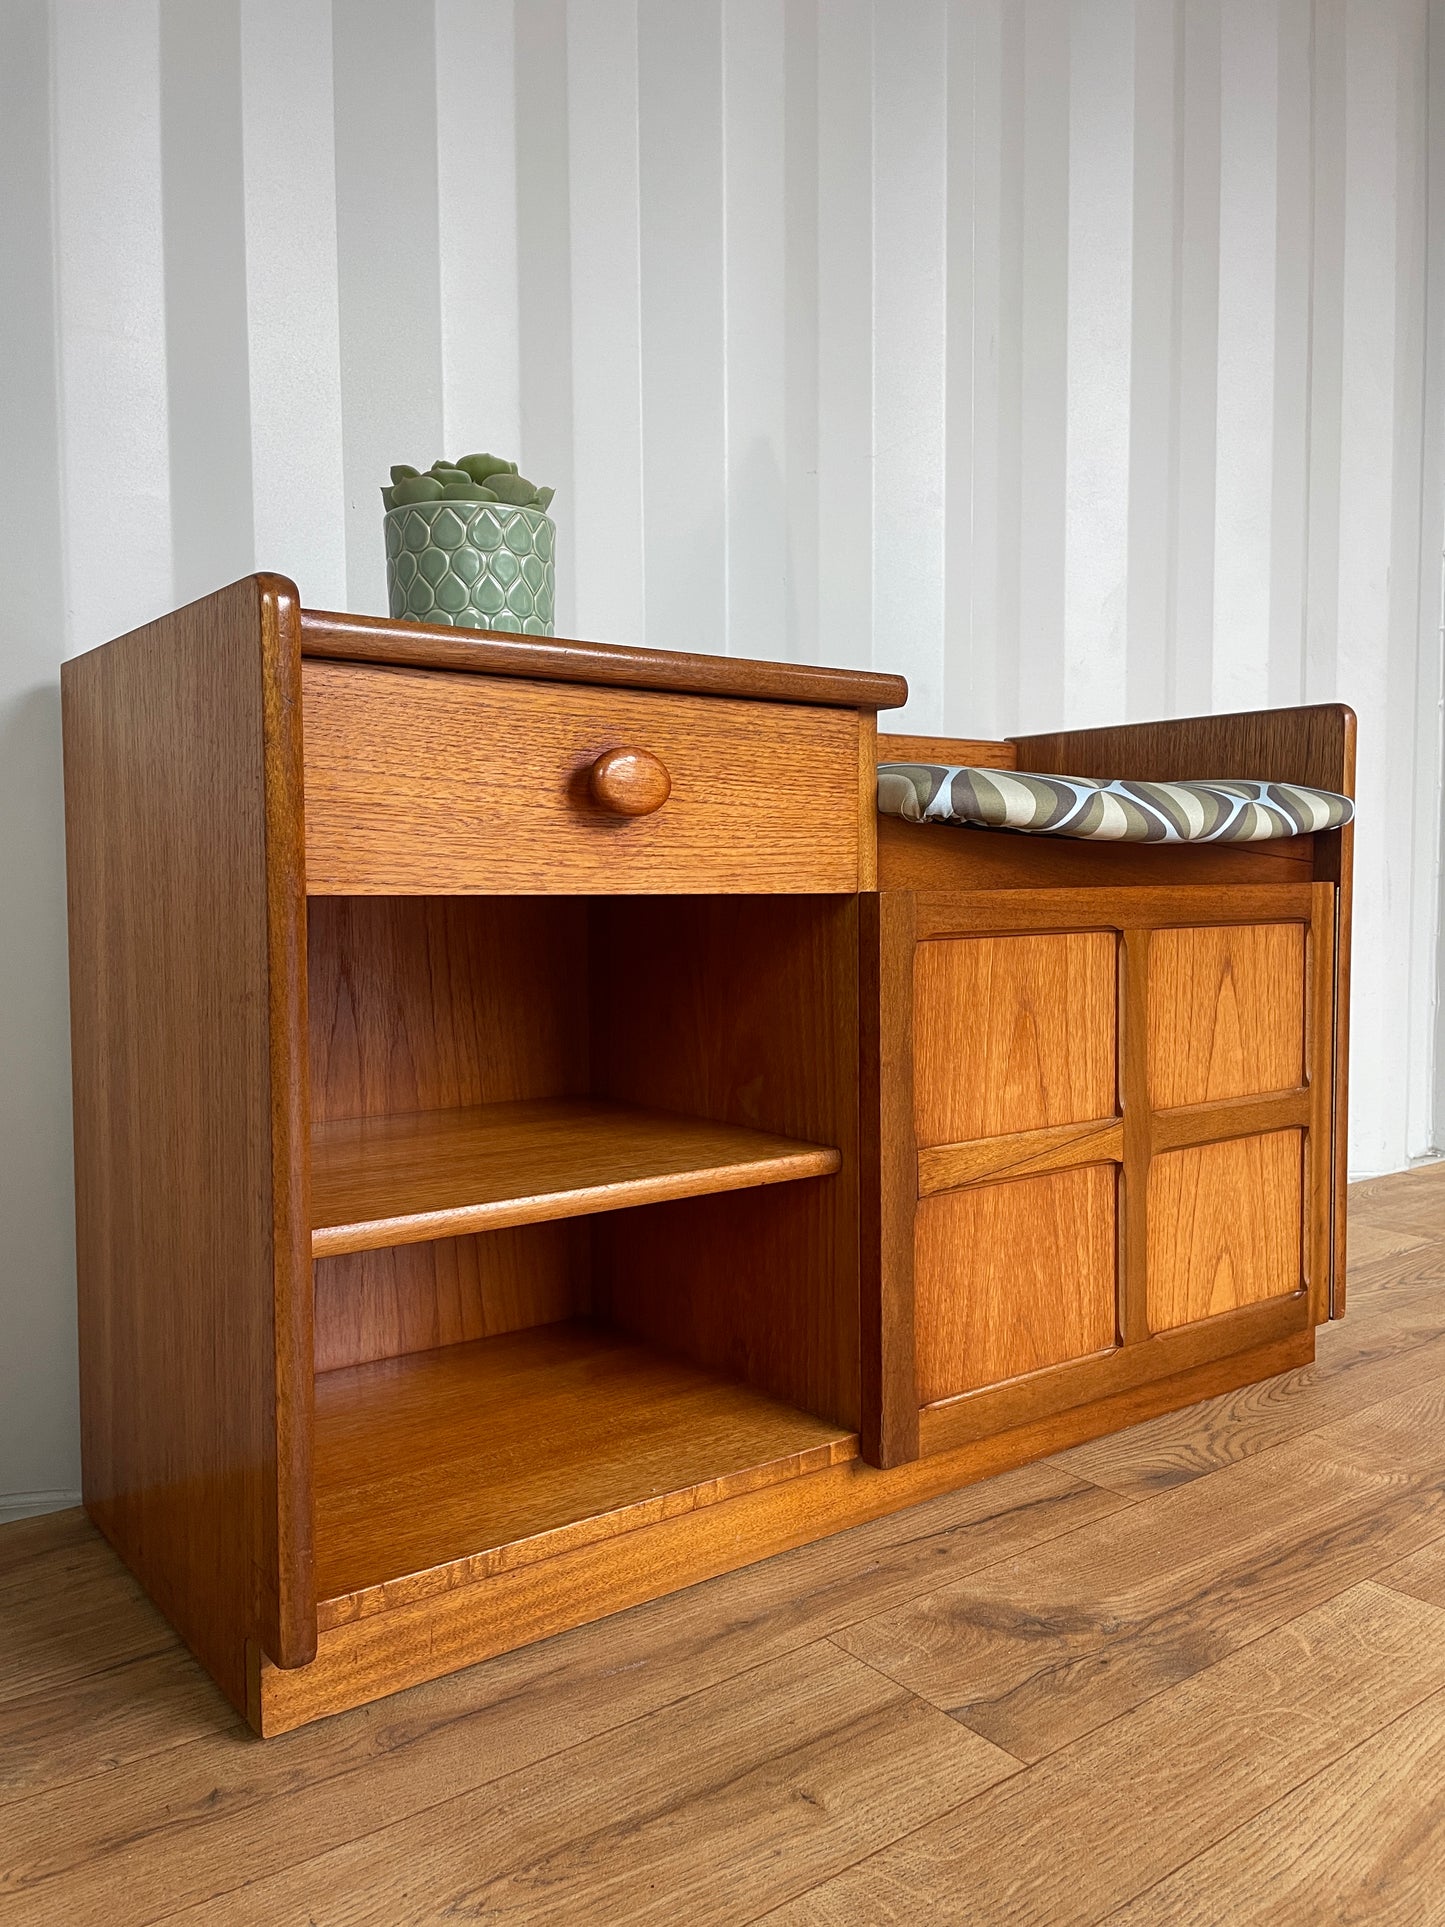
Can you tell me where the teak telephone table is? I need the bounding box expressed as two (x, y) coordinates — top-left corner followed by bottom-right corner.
(62, 575), (1353, 1734)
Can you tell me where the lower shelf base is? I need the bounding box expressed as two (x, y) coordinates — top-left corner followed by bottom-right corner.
(252, 1324), (1313, 1735)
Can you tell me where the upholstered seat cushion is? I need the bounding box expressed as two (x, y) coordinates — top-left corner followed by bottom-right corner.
(877, 764), (1354, 844)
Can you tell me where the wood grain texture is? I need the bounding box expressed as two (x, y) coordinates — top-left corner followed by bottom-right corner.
(257, 1328), (1311, 1735)
(300, 604), (908, 711)
(912, 931), (1117, 1145)
(856, 710), (879, 892)
(1316, 717), (1355, 1314)
(1103, 1614), (1445, 1924)
(841, 1375), (1445, 1767)
(1120, 926), (1152, 1347)
(918, 1116), (1123, 1195)
(591, 895), (862, 1433)
(783, 1582), (1445, 1927)
(0, 1467), (1111, 1911)
(310, 1098), (840, 1255)
(1011, 701), (1354, 1325)
(228, 1645), (1010, 1927)
(61, 573), (315, 1709)
(1307, 884), (1336, 1324)
(859, 893), (920, 1467)
(1010, 700), (1357, 795)
(915, 1167), (1119, 1403)
(307, 894), (590, 1124)
(1148, 922), (1306, 1107)
(913, 882), (1316, 940)
(876, 730), (1016, 768)
(301, 660), (864, 895)
(1148, 1131), (1305, 1331)
(313, 1222), (589, 1373)
(1149, 1089), (1312, 1152)
(876, 813), (1316, 892)
(10, 1174), (1428, 1917)
(919, 1296), (1310, 1455)
(312, 1323), (856, 1611)
(1053, 1280), (1445, 1502)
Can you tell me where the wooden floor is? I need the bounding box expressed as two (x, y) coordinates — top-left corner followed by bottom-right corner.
(9, 1169), (1445, 1924)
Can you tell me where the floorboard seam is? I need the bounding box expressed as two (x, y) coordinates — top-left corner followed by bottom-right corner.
(938, 1559), (1443, 1773)
(1086, 1666), (1445, 1925)
(92, 1632), (923, 1924)
(820, 1628), (1032, 1766)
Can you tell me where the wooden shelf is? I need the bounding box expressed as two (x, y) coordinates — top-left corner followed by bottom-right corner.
(312, 1321), (857, 1617)
(310, 1097), (841, 1257)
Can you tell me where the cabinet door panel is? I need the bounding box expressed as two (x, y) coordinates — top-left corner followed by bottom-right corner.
(915, 1165), (1117, 1402)
(913, 932), (1117, 1147)
(1147, 1130), (1303, 1331)
(1148, 922), (1306, 1108)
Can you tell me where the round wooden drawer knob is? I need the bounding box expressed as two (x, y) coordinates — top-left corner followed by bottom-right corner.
(588, 746), (672, 817)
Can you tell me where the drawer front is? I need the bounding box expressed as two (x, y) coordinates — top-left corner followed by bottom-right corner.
(302, 660), (866, 894)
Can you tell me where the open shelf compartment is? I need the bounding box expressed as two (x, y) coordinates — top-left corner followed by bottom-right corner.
(312, 1319), (857, 1619)
(305, 890), (865, 1615)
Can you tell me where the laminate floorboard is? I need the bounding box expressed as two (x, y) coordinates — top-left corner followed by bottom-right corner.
(836, 1376), (1445, 1761)
(764, 1582), (1445, 1925)
(1103, 1675), (1445, 1925)
(1, 1463), (1119, 1916)
(1051, 1282), (1445, 1496)
(160, 1644), (1011, 1927)
(4, 1172), (1445, 1924)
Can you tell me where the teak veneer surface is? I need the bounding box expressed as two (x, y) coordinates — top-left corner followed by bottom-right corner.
(58, 584), (1354, 1757)
(1148, 1130), (1305, 1330)
(265, 1327), (1313, 1733)
(913, 930), (1118, 1145)
(301, 605), (908, 711)
(859, 892), (921, 1468)
(593, 895), (864, 1435)
(301, 659), (866, 895)
(915, 1165), (1119, 1402)
(311, 1322), (855, 1609)
(1010, 699), (1355, 1306)
(309, 1098), (841, 1255)
(307, 894), (590, 1124)
(313, 1223), (590, 1373)
(1148, 921), (1307, 1107)
(876, 813), (1316, 892)
(13, 1174), (1445, 1925)
(876, 730), (1017, 768)
(918, 1117), (1125, 1194)
(60, 574), (315, 1707)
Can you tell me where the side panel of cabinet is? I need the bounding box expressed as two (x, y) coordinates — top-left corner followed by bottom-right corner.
(62, 574), (315, 1709)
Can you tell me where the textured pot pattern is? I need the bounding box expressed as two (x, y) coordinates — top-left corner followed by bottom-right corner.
(385, 500), (556, 633)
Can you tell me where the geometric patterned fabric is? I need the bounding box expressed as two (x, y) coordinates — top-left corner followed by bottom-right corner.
(877, 764), (1354, 842)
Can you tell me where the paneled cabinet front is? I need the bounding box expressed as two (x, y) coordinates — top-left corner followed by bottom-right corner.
(862, 882), (1336, 1466)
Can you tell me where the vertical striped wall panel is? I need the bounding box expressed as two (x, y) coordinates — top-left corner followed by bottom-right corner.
(0, 0), (1442, 1501)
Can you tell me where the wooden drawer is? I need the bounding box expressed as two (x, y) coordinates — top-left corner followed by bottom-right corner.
(301, 660), (867, 895)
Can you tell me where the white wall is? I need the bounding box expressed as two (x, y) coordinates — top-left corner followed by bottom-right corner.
(2, 0), (1443, 1513)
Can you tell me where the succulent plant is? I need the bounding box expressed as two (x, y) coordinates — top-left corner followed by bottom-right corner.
(381, 454), (555, 514)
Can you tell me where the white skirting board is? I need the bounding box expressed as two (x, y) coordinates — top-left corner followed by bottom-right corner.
(0, 1491), (82, 1525)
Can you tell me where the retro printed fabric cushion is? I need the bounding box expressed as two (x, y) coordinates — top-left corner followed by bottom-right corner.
(877, 765), (1354, 844)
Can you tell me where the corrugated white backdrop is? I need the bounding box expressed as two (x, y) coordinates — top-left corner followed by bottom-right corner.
(1, 0), (1443, 1509)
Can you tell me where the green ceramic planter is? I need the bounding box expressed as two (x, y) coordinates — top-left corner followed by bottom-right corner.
(384, 498), (556, 633)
